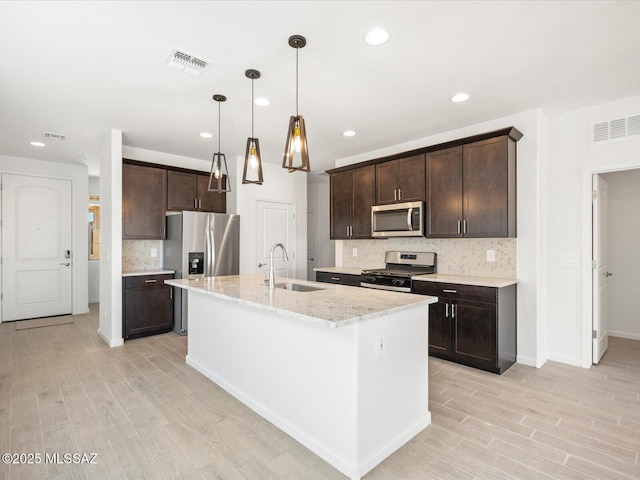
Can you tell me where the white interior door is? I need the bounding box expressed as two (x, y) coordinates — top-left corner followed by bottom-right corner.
(1, 174), (73, 321)
(256, 200), (295, 280)
(592, 174), (609, 363)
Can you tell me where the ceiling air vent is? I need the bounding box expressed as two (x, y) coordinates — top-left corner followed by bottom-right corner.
(44, 132), (66, 140)
(165, 49), (209, 76)
(592, 115), (640, 143)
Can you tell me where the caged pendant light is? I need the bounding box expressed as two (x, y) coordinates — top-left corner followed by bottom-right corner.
(208, 94), (231, 193)
(282, 35), (310, 173)
(242, 69), (264, 185)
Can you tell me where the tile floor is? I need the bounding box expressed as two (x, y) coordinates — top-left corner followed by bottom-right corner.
(0, 304), (639, 479)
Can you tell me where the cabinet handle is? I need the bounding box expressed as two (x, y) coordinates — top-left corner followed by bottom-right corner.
(398, 188), (402, 200)
(199, 199), (202, 209)
(170, 288), (173, 299)
(463, 220), (467, 234)
(445, 303), (449, 318)
(452, 304), (456, 318)
(443, 289), (457, 294)
(346, 226), (349, 236)
(331, 277), (340, 281)
(457, 220), (461, 234)
(194, 198), (198, 209)
(394, 189), (397, 201)
(145, 279), (157, 283)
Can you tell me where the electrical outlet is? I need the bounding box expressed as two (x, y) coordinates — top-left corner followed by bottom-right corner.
(150, 248), (158, 258)
(375, 333), (386, 357)
(486, 250), (496, 262)
(352, 247), (358, 257)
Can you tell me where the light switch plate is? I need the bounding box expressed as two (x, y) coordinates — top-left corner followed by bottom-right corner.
(352, 247), (358, 257)
(150, 248), (158, 258)
(486, 250), (496, 262)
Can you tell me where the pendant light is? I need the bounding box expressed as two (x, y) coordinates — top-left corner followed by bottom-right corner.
(242, 69), (264, 185)
(208, 94), (231, 193)
(282, 34), (310, 173)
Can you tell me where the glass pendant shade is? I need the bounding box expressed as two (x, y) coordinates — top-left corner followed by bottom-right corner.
(282, 115), (310, 172)
(282, 35), (310, 173)
(242, 69), (264, 185)
(208, 94), (231, 193)
(243, 137), (264, 184)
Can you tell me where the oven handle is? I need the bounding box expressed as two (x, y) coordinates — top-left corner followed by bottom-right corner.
(360, 282), (411, 293)
(407, 208), (413, 231)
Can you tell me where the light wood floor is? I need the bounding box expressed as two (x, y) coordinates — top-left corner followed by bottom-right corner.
(1, 305), (639, 479)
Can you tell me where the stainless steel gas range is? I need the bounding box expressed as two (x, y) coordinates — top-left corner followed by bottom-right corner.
(361, 251), (436, 293)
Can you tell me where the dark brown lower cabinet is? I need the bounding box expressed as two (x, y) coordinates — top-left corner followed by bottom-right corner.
(315, 271), (361, 287)
(123, 274), (174, 339)
(412, 281), (516, 374)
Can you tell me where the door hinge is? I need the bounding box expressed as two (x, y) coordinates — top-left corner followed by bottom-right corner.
(592, 329), (597, 339)
(592, 260), (597, 270)
(592, 190), (597, 200)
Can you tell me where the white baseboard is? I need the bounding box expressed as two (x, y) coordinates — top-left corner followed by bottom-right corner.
(516, 355), (538, 367)
(97, 328), (124, 348)
(609, 331), (640, 341)
(547, 354), (583, 367)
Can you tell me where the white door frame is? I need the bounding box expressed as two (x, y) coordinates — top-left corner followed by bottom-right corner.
(581, 159), (640, 368)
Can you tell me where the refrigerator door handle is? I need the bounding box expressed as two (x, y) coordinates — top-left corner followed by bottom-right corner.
(205, 229), (216, 277)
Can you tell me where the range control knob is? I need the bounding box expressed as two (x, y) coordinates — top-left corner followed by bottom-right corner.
(392, 278), (405, 286)
(364, 275), (377, 283)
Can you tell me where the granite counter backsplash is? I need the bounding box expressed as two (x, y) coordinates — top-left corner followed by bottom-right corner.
(339, 238), (516, 278)
(123, 240), (162, 271)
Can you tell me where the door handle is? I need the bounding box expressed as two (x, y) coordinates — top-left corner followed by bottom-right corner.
(604, 272), (613, 277)
(258, 263), (266, 268)
(60, 263), (71, 266)
(407, 208), (413, 231)
(445, 303), (449, 318)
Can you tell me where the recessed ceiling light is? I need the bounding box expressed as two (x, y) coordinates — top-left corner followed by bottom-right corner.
(200, 132), (213, 139)
(364, 29), (390, 46)
(254, 97), (271, 107)
(30, 141), (45, 147)
(342, 130), (356, 137)
(450, 93), (470, 103)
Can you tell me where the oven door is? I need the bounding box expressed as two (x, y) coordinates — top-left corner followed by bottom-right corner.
(371, 201), (423, 237)
(360, 275), (412, 293)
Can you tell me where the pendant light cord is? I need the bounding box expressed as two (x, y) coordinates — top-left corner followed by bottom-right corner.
(217, 101), (221, 153)
(295, 47), (299, 116)
(251, 78), (255, 137)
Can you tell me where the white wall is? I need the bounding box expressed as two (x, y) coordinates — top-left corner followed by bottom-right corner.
(547, 94), (640, 366)
(98, 129), (123, 347)
(0, 155), (89, 319)
(334, 110), (546, 367)
(307, 177), (334, 279)
(234, 158), (307, 279)
(601, 169), (640, 340)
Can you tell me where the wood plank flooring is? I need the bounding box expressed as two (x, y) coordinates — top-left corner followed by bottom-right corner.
(0, 304), (639, 479)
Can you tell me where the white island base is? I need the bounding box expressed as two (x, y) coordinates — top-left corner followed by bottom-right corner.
(176, 279), (434, 480)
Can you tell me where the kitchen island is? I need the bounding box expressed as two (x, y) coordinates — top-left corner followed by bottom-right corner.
(166, 275), (437, 480)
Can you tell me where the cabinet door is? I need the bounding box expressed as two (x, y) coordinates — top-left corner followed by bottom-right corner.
(197, 174), (226, 213)
(463, 137), (509, 237)
(375, 161), (398, 205)
(124, 285), (173, 338)
(123, 164), (167, 239)
(330, 171), (352, 239)
(351, 165), (375, 238)
(453, 299), (497, 370)
(426, 147), (463, 238)
(167, 171), (197, 211)
(398, 154), (425, 202)
(428, 299), (452, 358)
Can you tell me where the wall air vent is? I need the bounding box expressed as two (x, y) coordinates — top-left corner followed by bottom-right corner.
(44, 132), (66, 140)
(592, 115), (640, 143)
(165, 49), (209, 76)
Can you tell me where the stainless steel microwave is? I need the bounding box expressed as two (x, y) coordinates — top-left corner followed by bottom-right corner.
(371, 201), (424, 237)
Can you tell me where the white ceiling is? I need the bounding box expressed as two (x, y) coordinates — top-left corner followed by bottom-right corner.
(1, 1), (640, 177)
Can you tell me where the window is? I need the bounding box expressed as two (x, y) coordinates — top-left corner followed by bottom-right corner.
(88, 196), (100, 260)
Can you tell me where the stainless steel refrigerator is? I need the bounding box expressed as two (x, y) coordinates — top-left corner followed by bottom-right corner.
(163, 211), (240, 335)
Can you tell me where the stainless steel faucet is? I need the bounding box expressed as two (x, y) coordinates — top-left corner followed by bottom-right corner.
(268, 243), (289, 290)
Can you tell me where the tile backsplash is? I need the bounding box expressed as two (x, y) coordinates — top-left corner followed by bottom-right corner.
(122, 240), (162, 271)
(340, 238), (516, 278)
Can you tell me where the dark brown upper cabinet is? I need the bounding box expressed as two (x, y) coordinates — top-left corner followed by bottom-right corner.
(426, 135), (516, 238)
(375, 154), (425, 205)
(330, 165), (375, 239)
(123, 164), (167, 240)
(167, 171), (226, 213)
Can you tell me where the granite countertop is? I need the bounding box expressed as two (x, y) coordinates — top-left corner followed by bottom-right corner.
(122, 269), (175, 277)
(313, 266), (370, 276)
(166, 274), (436, 329)
(412, 274), (517, 288)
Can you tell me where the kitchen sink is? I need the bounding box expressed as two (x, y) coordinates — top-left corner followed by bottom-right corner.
(275, 282), (326, 292)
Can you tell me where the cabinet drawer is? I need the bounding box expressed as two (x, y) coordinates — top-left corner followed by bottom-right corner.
(124, 274), (174, 289)
(315, 271), (361, 287)
(412, 281), (496, 303)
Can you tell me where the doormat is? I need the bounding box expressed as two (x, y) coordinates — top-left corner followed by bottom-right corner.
(15, 316), (74, 330)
